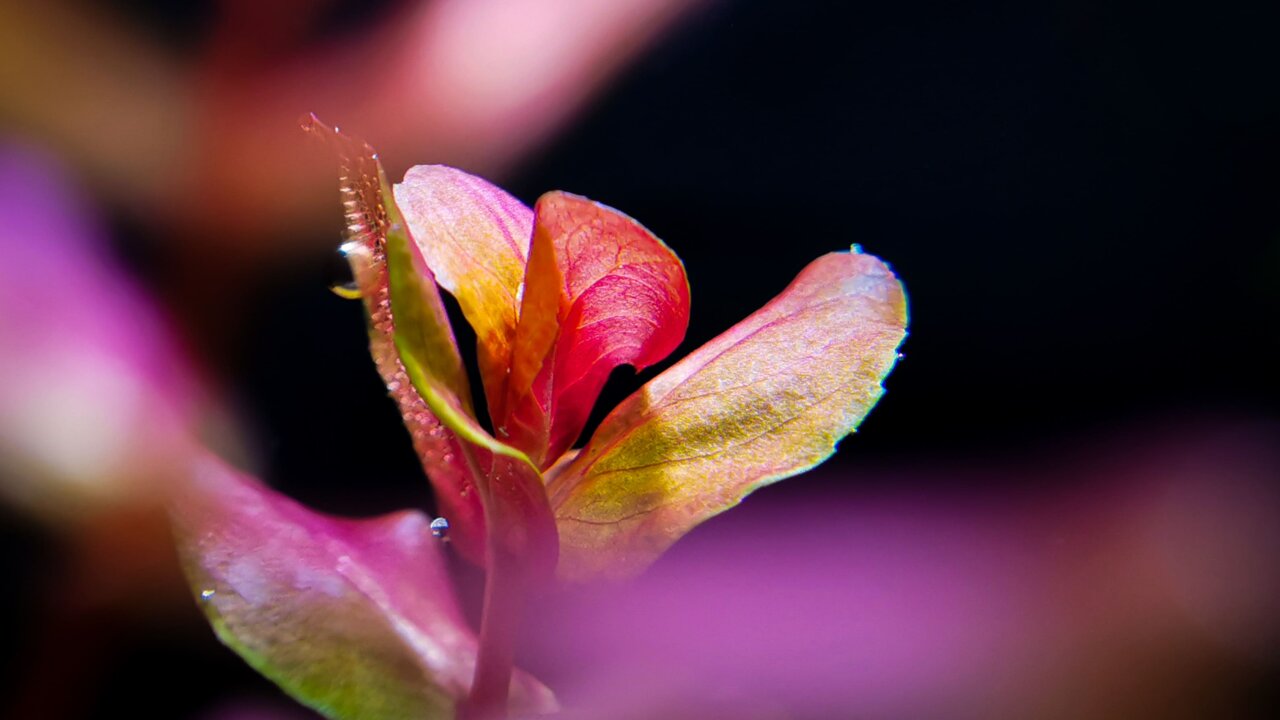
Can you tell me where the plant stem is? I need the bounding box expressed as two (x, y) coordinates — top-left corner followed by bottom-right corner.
(463, 553), (524, 720)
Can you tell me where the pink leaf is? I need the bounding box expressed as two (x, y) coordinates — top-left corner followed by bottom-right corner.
(171, 455), (557, 719)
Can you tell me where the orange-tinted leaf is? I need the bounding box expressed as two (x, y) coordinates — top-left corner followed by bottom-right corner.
(548, 248), (907, 581)
(171, 455), (557, 720)
(499, 192), (690, 468)
(393, 166), (532, 421)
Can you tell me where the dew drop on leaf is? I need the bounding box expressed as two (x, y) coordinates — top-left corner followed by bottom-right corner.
(430, 517), (450, 539)
(327, 241), (362, 299)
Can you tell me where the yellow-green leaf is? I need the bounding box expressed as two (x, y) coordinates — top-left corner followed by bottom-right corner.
(548, 249), (908, 581)
(382, 177), (475, 416)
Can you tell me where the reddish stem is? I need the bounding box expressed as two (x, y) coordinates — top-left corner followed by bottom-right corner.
(463, 552), (524, 720)
(456, 442), (526, 720)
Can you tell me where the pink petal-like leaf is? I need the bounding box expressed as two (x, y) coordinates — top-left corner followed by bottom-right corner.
(384, 179), (558, 582)
(171, 455), (557, 719)
(499, 192), (690, 468)
(548, 248), (907, 581)
(393, 165), (532, 422)
(0, 144), (199, 521)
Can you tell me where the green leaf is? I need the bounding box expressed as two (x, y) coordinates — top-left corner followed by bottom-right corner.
(171, 456), (557, 719)
(384, 174), (559, 581)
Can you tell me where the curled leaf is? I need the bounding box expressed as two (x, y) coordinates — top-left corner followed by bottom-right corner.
(303, 115), (488, 565)
(500, 192), (690, 468)
(549, 249), (908, 581)
(170, 456), (557, 720)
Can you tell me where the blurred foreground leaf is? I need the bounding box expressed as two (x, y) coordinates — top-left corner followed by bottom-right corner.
(171, 456), (557, 720)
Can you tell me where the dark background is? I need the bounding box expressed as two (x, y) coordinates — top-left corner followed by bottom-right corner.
(238, 0), (1279, 501)
(3, 0), (1278, 717)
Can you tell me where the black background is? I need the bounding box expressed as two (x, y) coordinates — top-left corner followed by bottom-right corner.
(241, 0), (1279, 505)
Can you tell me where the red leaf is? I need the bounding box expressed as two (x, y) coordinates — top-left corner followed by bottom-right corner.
(498, 192), (690, 468)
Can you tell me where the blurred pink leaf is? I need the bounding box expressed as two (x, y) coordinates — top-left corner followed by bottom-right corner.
(529, 422), (1280, 719)
(171, 455), (557, 720)
(0, 0), (706, 250)
(0, 144), (199, 522)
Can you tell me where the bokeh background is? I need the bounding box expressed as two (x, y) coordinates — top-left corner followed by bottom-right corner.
(2, 0), (1277, 718)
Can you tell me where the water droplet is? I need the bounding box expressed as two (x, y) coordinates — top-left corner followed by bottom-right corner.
(327, 241), (361, 299)
(200, 589), (216, 602)
(430, 517), (450, 539)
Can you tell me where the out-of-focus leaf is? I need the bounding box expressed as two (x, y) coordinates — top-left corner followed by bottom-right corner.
(0, 144), (198, 522)
(394, 166), (532, 421)
(548, 249), (907, 581)
(171, 456), (557, 720)
(499, 192), (690, 468)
